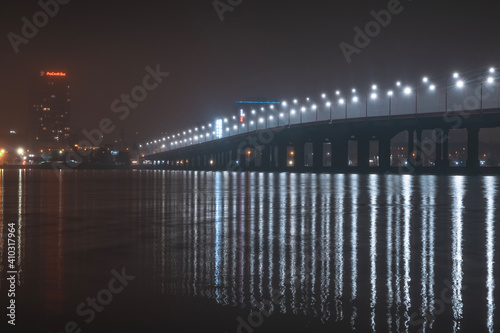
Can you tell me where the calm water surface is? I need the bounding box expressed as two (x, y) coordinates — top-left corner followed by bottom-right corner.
(0, 169), (498, 332)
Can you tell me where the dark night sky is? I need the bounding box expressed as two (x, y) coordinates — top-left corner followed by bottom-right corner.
(0, 0), (499, 144)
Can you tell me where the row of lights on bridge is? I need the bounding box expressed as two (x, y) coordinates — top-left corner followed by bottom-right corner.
(140, 67), (497, 150)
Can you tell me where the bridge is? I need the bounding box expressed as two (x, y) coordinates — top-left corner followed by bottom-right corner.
(141, 67), (500, 174)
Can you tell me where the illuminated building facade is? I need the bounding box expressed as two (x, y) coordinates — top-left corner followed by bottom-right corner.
(33, 71), (71, 149)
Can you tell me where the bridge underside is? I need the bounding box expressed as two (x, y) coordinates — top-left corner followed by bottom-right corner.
(144, 110), (500, 174)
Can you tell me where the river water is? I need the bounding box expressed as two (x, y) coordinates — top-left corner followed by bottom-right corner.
(0, 169), (498, 332)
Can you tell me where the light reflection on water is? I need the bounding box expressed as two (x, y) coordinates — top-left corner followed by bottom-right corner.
(0, 170), (498, 332)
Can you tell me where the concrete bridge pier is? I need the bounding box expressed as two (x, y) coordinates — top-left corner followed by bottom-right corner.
(441, 129), (450, 171)
(277, 143), (288, 170)
(357, 135), (370, 171)
(261, 145), (272, 170)
(467, 126), (480, 172)
(332, 139), (348, 172)
(379, 135), (391, 171)
(407, 129), (415, 167)
(294, 142), (305, 172)
(415, 129), (423, 169)
(313, 139), (324, 172)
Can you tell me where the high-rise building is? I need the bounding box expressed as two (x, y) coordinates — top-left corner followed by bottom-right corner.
(33, 70), (71, 149)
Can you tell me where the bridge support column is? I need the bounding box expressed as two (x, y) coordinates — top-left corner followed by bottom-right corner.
(278, 144), (288, 170)
(294, 142), (304, 172)
(261, 145), (271, 170)
(313, 140), (323, 171)
(435, 130), (442, 169)
(358, 136), (370, 171)
(442, 129), (449, 170)
(407, 129), (415, 167)
(467, 127), (480, 173)
(379, 136), (391, 171)
(333, 139), (348, 171)
(415, 129), (423, 169)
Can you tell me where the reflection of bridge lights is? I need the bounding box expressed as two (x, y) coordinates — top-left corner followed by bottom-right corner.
(210, 160), (214, 165)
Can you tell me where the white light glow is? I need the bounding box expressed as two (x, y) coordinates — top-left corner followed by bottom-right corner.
(404, 87), (412, 95)
(457, 80), (464, 88)
(370, 93), (377, 99)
